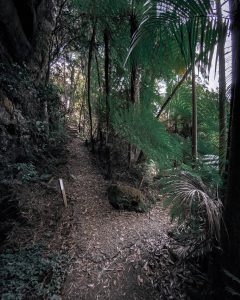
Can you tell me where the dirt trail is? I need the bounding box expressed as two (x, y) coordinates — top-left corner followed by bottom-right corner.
(62, 125), (172, 300)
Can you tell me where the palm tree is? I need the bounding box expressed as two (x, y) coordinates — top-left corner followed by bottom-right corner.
(130, 0), (219, 163)
(129, 0), (240, 296)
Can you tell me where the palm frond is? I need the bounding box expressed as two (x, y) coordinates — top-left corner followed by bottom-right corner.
(162, 171), (222, 240)
(110, 99), (183, 169)
(127, 0), (228, 75)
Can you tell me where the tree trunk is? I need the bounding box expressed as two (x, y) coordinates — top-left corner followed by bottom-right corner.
(87, 21), (96, 152)
(156, 67), (191, 119)
(130, 12), (139, 105)
(136, 68), (191, 164)
(63, 59), (67, 109)
(69, 63), (76, 113)
(216, 0), (227, 176)
(104, 28), (110, 143)
(95, 50), (104, 146)
(78, 102), (84, 133)
(192, 64), (198, 161)
(95, 50), (102, 92)
(103, 28), (112, 179)
(44, 100), (49, 137)
(128, 9), (140, 167)
(223, 0), (240, 287)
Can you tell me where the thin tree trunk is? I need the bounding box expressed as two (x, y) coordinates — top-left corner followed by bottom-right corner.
(62, 59), (67, 125)
(104, 28), (110, 143)
(45, 50), (51, 85)
(95, 50), (103, 146)
(130, 63), (139, 104)
(136, 68), (191, 164)
(44, 50), (50, 137)
(95, 50), (102, 91)
(129, 9), (140, 167)
(63, 60), (67, 108)
(156, 52), (207, 119)
(104, 28), (112, 178)
(44, 100), (49, 137)
(223, 0), (240, 288)
(216, 0), (227, 175)
(79, 73), (87, 134)
(78, 101), (84, 133)
(156, 67), (191, 118)
(192, 64), (198, 161)
(69, 63), (75, 113)
(87, 21), (96, 152)
(130, 11), (139, 105)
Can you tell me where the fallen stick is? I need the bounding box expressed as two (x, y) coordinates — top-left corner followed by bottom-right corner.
(59, 178), (67, 207)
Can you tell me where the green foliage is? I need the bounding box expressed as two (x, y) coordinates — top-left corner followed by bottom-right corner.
(156, 165), (222, 259)
(35, 82), (67, 153)
(48, 127), (68, 155)
(129, 0), (227, 72)
(0, 63), (35, 99)
(158, 170), (222, 260)
(0, 245), (68, 300)
(15, 163), (38, 183)
(38, 82), (66, 132)
(0, 62), (67, 161)
(111, 100), (183, 169)
(163, 172), (221, 237)
(181, 162), (222, 188)
(163, 79), (220, 155)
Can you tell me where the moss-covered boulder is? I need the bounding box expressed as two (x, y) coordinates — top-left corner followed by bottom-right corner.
(108, 184), (148, 212)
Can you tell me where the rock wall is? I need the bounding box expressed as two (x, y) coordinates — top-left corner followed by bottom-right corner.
(0, 0), (54, 74)
(0, 0), (55, 172)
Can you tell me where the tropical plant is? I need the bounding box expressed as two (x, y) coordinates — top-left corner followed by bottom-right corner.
(163, 171), (222, 238)
(111, 99), (183, 169)
(130, 1), (226, 160)
(156, 169), (222, 264)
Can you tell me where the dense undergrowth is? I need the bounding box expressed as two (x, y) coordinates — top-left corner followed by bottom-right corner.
(0, 246), (68, 300)
(1, 0), (239, 298)
(0, 63), (69, 300)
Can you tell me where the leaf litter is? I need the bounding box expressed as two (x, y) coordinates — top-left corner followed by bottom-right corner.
(1, 125), (204, 300)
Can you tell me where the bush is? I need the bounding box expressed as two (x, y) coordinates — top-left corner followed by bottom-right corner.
(15, 163), (38, 182)
(0, 245), (68, 299)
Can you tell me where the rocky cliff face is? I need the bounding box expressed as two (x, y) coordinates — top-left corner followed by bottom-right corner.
(0, 0), (54, 73)
(0, 0), (55, 172)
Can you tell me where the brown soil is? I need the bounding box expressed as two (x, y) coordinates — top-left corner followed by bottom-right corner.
(61, 125), (174, 300)
(1, 124), (189, 300)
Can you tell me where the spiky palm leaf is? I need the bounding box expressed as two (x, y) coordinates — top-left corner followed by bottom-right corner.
(162, 171), (222, 240)
(128, 0), (228, 74)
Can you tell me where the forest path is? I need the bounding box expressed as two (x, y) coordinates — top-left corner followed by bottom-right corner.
(62, 124), (172, 300)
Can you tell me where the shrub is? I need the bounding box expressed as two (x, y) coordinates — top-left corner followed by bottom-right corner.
(0, 245), (68, 299)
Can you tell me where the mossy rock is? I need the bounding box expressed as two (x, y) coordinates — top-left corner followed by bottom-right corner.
(108, 184), (148, 213)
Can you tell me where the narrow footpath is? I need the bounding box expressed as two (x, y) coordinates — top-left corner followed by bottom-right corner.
(62, 125), (173, 300)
